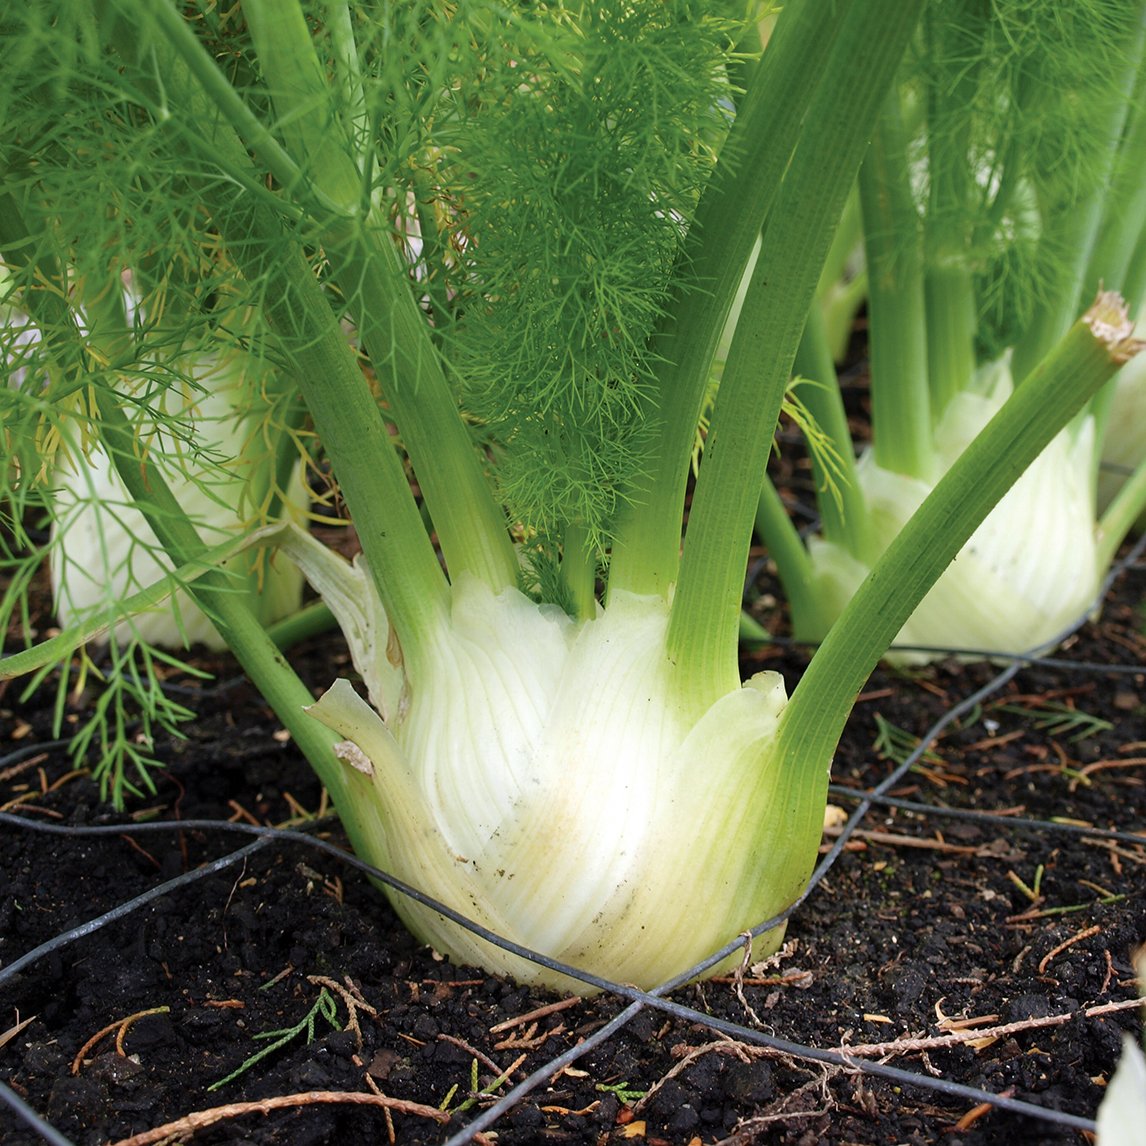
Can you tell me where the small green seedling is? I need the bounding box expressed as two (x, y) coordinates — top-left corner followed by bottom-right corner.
(439, 1057), (517, 1115)
(1007, 864), (1045, 904)
(596, 1080), (647, 1103)
(996, 700), (1114, 743)
(209, 986), (341, 1091)
(872, 714), (946, 768)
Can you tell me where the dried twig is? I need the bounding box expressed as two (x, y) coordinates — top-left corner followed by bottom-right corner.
(488, 995), (582, 1033)
(1083, 838), (1146, 866)
(831, 996), (1142, 1059)
(712, 1063), (837, 1143)
(1073, 756), (1146, 786)
(732, 932), (768, 1029)
(106, 1090), (451, 1146)
(71, 1007), (170, 1075)
(819, 826), (986, 855)
(438, 1032), (505, 1077)
(1038, 925), (1101, 974)
(493, 1019), (567, 1050)
(307, 974), (378, 1049)
(953, 1090), (1015, 1132)
(0, 1011), (36, 1050)
(363, 1075), (398, 1146)
(0, 752), (49, 783)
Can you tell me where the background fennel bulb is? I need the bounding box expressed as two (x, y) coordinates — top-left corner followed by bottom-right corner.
(1095, 947), (1146, 1145)
(50, 347), (307, 650)
(1097, 1037), (1146, 1146)
(802, 358), (1101, 661)
(1097, 306), (1146, 527)
(753, 0), (1146, 664)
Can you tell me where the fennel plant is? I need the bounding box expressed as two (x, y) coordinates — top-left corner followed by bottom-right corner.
(755, 0), (1146, 662)
(1, 0), (1140, 989)
(1, 238), (311, 799)
(48, 283), (310, 652)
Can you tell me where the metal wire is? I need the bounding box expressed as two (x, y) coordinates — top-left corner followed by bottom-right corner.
(829, 787), (1146, 846)
(0, 739), (72, 771)
(0, 838), (271, 987)
(766, 637), (1146, 674)
(451, 990), (1102, 1143)
(0, 816), (622, 995)
(0, 1079), (77, 1146)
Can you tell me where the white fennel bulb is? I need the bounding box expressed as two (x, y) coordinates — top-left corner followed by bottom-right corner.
(1097, 944), (1146, 1145)
(302, 570), (809, 990)
(1097, 1037), (1146, 1146)
(1097, 306), (1146, 523)
(805, 356), (1100, 662)
(50, 349), (307, 650)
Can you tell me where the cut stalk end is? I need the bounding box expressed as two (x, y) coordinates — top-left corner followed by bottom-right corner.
(1086, 290), (1144, 363)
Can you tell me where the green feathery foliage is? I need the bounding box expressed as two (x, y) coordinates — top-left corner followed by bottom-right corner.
(432, 3), (740, 558)
(913, 0), (1146, 358)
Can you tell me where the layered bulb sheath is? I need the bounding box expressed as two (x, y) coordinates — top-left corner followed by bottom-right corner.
(803, 357), (1100, 663)
(305, 573), (826, 991)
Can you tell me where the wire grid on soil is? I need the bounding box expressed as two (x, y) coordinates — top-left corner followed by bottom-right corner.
(1, 541), (1145, 1144)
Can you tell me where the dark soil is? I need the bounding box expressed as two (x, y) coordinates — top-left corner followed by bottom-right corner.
(2, 549), (1145, 1146)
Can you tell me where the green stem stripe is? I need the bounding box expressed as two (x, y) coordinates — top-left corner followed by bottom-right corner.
(860, 89), (931, 479)
(607, 0), (853, 601)
(667, 0), (925, 705)
(921, 6), (982, 422)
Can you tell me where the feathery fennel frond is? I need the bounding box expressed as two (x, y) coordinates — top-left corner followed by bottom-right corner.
(437, 0), (744, 557)
(913, 0), (1146, 358)
(0, 3), (317, 804)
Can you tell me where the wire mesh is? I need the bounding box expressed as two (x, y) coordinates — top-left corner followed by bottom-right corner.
(1, 538), (1143, 1144)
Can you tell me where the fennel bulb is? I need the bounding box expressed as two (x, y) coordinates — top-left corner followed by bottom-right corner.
(802, 357), (1100, 662)
(302, 567), (806, 990)
(1097, 1036), (1146, 1146)
(51, 348), (307, 650)
(1098, 307), (1146, 525)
